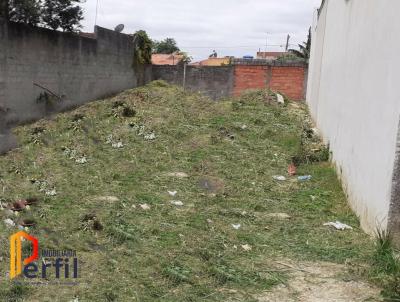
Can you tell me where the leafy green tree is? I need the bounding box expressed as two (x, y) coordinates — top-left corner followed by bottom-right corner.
(42, 0), (83, 31)
(153, 38), (180, 54)
(289, 27), (311, 60)
(179, 52), (192, 64)
(133, 30), (153, 65)
(7, 0), (83, 32)
(8, 0), (41, 25)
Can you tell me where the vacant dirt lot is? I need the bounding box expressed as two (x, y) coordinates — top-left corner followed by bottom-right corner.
(0, 82), (383, 301)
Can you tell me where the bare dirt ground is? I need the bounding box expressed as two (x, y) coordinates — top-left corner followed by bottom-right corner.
(257, 259), (382, 302)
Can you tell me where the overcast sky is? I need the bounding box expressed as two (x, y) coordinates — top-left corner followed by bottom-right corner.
(81, 0), (321, 61)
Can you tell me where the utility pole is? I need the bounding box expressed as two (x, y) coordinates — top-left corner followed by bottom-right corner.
(265, 35), (268, 53)
(285, 34), (291, 52)
(95, 0), (99, 26)
(183, 63), (187, 91)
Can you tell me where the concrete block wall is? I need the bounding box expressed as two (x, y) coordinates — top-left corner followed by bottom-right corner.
(0, 19), (148, 130)
(152, 65), (234, 100)
(307, 0), (400, 243)
(153, 60), (307, 101)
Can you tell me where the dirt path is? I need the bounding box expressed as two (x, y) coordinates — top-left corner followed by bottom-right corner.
(257, 259), (381, 302)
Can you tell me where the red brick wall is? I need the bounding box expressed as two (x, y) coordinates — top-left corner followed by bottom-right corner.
(233, 64), (306, 101)
(233, 65), (268, 95)
(269, 67), (305, 101)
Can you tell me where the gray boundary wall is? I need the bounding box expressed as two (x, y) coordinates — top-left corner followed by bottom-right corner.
(152, 65), (234, 100)
(0, 19), (151, 130)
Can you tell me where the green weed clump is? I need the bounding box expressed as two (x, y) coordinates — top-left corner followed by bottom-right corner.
(370, 230), (400, 300)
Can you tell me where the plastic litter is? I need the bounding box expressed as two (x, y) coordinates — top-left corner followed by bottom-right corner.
(75, 157), (87, 164)
(140, 204), (150, 210)
(273, 175), (286, 181)
(168, 191), (178, 197)
(112, 142), (124, 149)
(276, 93), (285, 104)
(144, 133), (156, 141)
(45, 189), (57, 196)
(323, 221), (353, 230)
(4, 218), (15, 227)
(170, 200), (184, 206)
(241, 244), (252, 251)
(167, 172), (189, 178)
(97, 196), (119, 202)
(298, 175), (312, 181)
(231, 223), (241, 230)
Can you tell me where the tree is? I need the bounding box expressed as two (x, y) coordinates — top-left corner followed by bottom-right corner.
(289, 27), (311, 60)
(41, 0), (83, 31)
(7, 0), (83, 32)
(153, 38), (180, 54)
(8, 0), (41, 25)
(133, 30), (153, 65)
(179, 52), (192, 64)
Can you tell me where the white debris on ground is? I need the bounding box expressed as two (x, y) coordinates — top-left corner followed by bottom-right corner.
(323, 221), (353, 231)
(140, 203), (151, 210)
(232, 223), (241, 230)
(170, 200), (184, 206)
(111, 142), (124, 149)
(166, 172), (189, 178)
(276, 93), (285, 104)
(129, 123), (157, 141)
(75, 157), (87, 164)
(241, 244), (252, 251)
(144, 132), (156, 141)
(106, 134), (124, 148)
(63, 147), (88, 164)
(4, 218), (15, 227)
(96, 196), (119, 202)
(168, 191), (177, 196)
(32, 179), (57, 197)
(45, 189), (57, 196)
(273, 175), (286, 181)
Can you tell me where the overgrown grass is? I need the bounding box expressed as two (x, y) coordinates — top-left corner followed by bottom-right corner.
(0, 81), (382, 301)
(370, 230), (400, 300)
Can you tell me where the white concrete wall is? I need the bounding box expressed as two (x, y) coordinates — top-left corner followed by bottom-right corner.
(307, 0), (400, 234)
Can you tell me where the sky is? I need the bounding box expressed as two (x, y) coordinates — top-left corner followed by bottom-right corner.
(81, 0), (321, 61)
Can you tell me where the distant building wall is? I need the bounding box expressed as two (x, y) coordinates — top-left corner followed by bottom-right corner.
(307, 0), (400, 242)
(153, 60), (307, 101)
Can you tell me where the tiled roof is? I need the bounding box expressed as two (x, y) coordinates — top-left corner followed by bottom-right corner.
(152, 53), (184, 65)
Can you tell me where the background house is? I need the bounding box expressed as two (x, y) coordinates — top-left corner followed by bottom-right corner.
(256, 51), (287, 60)
(152, 53), (184, 65)
(190, 57), (231, 66)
